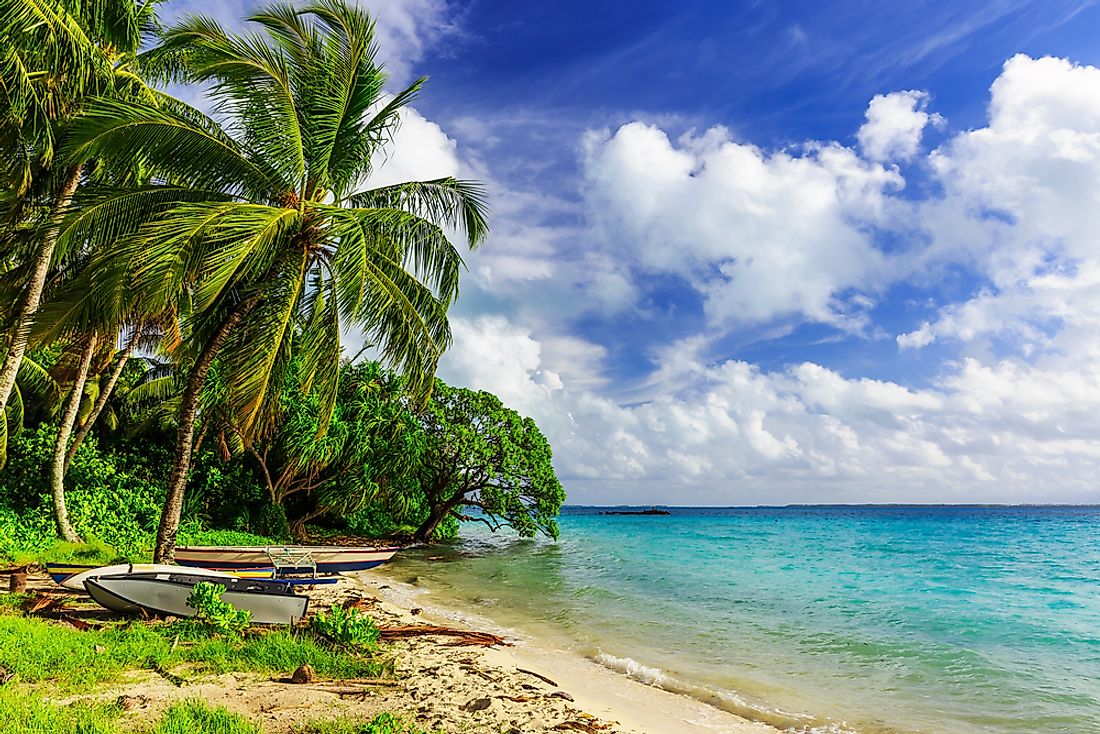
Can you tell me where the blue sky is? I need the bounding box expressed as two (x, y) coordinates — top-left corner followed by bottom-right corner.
(173, 0), (1100, 504)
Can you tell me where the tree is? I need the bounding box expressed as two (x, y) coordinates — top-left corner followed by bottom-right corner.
(243, 360), (425, 540)
(0, 0), (159, 435)
(64, 0), (488, 561)
(413, 381), (565, 543)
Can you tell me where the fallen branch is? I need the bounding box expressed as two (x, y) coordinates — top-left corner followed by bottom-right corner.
(22, 594), (69, 615)
(378, 625), (509, 647)
(149, 664), (186, 687)
(272, 677), (401, 687)
(554, 722), (612, 733)
(516, 668), (558, 687)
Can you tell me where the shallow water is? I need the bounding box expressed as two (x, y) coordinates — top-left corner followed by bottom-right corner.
(382, 506), (1100, 734)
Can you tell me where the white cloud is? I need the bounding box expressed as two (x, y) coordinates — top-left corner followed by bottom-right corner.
(365, 107), (462, 188)
(362, 0), (459, 86)
(857, 90), (943, 162)
(904, 55), (1100, 351)
(434, 54), (1100, 505)
(439, 313), (1100, 504)
(581, 123), (901, 329)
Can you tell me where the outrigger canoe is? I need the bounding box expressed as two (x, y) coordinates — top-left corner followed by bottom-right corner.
(47, 562), (274, 590)
(174, 545), (399, 574)
(85, 572), (308, 624)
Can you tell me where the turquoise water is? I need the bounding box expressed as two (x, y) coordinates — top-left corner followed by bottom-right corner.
(382, 506), (1100, 734)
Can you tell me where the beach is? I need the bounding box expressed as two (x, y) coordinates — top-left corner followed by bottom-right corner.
(17, 568), (775, 734)
(11, 505), (1100, 734)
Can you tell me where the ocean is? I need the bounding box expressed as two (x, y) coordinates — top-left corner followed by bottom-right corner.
(380, 506), (1100, 734)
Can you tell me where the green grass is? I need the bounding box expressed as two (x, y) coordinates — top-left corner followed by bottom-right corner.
(296, 713), (437, 734)
(0, 692), (265, 734)
(1, 528), (280, 568)
(150, 700), (261, 734)
(0, 613), (381, 693)
(0, 686), (124, 733)
(7, 538), (135, 567)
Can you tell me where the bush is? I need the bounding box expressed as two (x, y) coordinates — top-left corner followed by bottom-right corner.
(186, 582), (251, 637)
(0, 425), (164, 557)
(309, 605), (380, 650)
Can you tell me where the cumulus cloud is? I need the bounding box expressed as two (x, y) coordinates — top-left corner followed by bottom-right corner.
(903, 54), (1100, 351)
(365, 107), (462, 188)
(434, 54), (1100, 505)
(581, 123), (901, 329)
(438, 313), (1100, 505)
(362, 0), (459, 86)
(857, 90), (943, 162)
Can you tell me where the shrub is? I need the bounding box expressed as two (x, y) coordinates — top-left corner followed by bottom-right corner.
(309, 605), (380, 650)
(186, 582), (251, 637)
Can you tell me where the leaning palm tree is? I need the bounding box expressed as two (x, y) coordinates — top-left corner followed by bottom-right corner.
(64, 0), (488, 561)
(0, 0), (161, 445)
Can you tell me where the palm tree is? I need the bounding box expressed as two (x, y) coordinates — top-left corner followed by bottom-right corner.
(64, 0), (488, 561)
(0, 0), (160, 446)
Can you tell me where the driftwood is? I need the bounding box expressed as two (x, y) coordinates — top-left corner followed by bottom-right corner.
(516, 667), (558, 687)
(272, 676), (400, 688)
(554, 722), (613, 733)
(22, 594), (69, 615)
(149, 664), (186, 687)
(378, 625), (509, 647)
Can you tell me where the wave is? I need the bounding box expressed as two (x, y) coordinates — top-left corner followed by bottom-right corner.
(592, 652), (860, 734)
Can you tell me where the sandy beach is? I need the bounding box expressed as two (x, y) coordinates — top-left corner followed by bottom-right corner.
(21, 570), (778, 734)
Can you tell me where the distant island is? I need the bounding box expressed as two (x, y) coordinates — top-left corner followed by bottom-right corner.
(600, 507), (671, 516)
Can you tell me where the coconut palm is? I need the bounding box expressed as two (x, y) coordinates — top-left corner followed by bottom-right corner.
(0, 0), (161, 447)
(64, 0), (488, 561)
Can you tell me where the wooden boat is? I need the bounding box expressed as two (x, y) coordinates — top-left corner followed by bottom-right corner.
(174, 545), (399, 574)
(85, 572), (308, 624)
(47, 562), (274, 589)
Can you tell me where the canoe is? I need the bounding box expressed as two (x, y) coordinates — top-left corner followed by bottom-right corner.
(47, 562), (274, 589)
(85, 572), (308, 624)
(174, 545), (399, 574)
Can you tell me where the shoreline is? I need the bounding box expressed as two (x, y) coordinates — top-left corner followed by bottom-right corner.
(356, 567), (783, 734)
(16, 569), (780, 734)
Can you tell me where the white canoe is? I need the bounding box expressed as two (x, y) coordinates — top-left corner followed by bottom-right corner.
(174, 545), (399, 573)
(60, 563), (235, 592)
(85, 573), (308, 625)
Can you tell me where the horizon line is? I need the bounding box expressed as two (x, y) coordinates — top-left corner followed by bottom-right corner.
(562, 502), (1100, 508)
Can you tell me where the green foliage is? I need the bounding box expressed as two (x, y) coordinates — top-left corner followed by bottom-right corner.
(309, 605), (380, 650)
(186, 582), (251, 637)
(0, 424), (164, 557)
(150, 700), (261, 734)
(298, 713), (437, 734)
(414, 381), (566, 541)
(177, 527), (278, 549)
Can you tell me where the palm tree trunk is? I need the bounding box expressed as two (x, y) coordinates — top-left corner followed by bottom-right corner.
(153, 300), (255, 563)
(50, 331), (97, 543)
(64, 326), (140, 471)
(0, 165), (82, 419)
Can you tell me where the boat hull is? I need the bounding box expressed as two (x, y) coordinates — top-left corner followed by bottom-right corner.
(174, 545), (399, 574)
(47, 563), (274, 590)
(85, 573), (308, 625)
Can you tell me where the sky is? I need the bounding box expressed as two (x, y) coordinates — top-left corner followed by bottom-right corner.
(169, 0), (1100, 505)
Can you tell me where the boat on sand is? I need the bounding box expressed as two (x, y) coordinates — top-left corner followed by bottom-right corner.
(85, 572), (308, 624)
(174, 545), (399, 574)
(47, 562), (274, 590)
